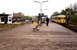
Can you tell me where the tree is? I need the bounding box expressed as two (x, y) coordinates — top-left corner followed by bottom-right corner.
(52, 11), (60, 16)
(73, 3), (77, 13)
(61, 10), (66, 15)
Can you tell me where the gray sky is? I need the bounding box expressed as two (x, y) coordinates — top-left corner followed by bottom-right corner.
(0, 0), (77, 17)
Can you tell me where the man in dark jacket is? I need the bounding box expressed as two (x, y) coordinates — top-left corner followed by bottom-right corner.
(46, 17), (49, 26)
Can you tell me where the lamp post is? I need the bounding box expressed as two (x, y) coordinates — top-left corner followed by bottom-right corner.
(66, 12), (69, 25)
(42, 9), (47, 15)
(34, 0), (48, 24)
(34, 0), (48, 14)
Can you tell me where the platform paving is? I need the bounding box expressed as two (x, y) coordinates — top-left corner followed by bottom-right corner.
(0, 23), (77, 50)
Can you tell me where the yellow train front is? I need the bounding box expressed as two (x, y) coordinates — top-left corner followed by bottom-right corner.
(54, 15), (67, 24)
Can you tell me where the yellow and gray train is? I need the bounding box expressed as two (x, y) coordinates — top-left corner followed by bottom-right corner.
(51, 15), (67, 24)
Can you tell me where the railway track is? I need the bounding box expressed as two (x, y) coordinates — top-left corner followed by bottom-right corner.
(64, 24), (77, 32)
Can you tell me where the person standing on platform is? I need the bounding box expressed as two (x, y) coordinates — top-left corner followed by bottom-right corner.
(46, 17), (49, 26)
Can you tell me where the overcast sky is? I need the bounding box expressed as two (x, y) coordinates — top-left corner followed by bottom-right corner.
(0, 0), (77, 17)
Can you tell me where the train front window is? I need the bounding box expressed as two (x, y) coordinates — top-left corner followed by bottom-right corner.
(57, 18), (65, 19)
(61, 18), (65, 19)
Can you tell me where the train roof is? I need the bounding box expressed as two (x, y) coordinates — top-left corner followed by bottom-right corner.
(56, 15), (66, 18)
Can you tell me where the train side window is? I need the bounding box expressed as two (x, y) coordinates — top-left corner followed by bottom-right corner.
(58, 18), (61, 19)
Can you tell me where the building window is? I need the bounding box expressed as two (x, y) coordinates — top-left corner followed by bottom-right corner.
(1, 17), (4, 22)
(9, 17), (12, 21)
(9, 19), (11, 21)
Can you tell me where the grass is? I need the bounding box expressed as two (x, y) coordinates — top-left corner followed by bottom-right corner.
(0, 23), (24, 32)
(0, 21), (32, 32)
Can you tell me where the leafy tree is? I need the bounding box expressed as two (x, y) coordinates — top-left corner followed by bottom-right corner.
(61, 10), (66, 15)
(52, 11), (60, 16)
(61, 3), (77, 23)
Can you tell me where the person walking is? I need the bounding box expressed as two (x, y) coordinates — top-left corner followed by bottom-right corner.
(33, 19), (39, 31)
(46, 17), (49, 26)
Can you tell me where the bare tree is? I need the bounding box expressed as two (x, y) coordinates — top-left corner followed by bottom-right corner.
(73, 3), (77, 13)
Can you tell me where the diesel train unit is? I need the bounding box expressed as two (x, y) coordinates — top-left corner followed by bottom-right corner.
(51, 15), (68, 24)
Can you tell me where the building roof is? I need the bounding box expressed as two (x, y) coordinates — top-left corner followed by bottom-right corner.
(13, 13), (23, 17)
(0, 14), (10, 16)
